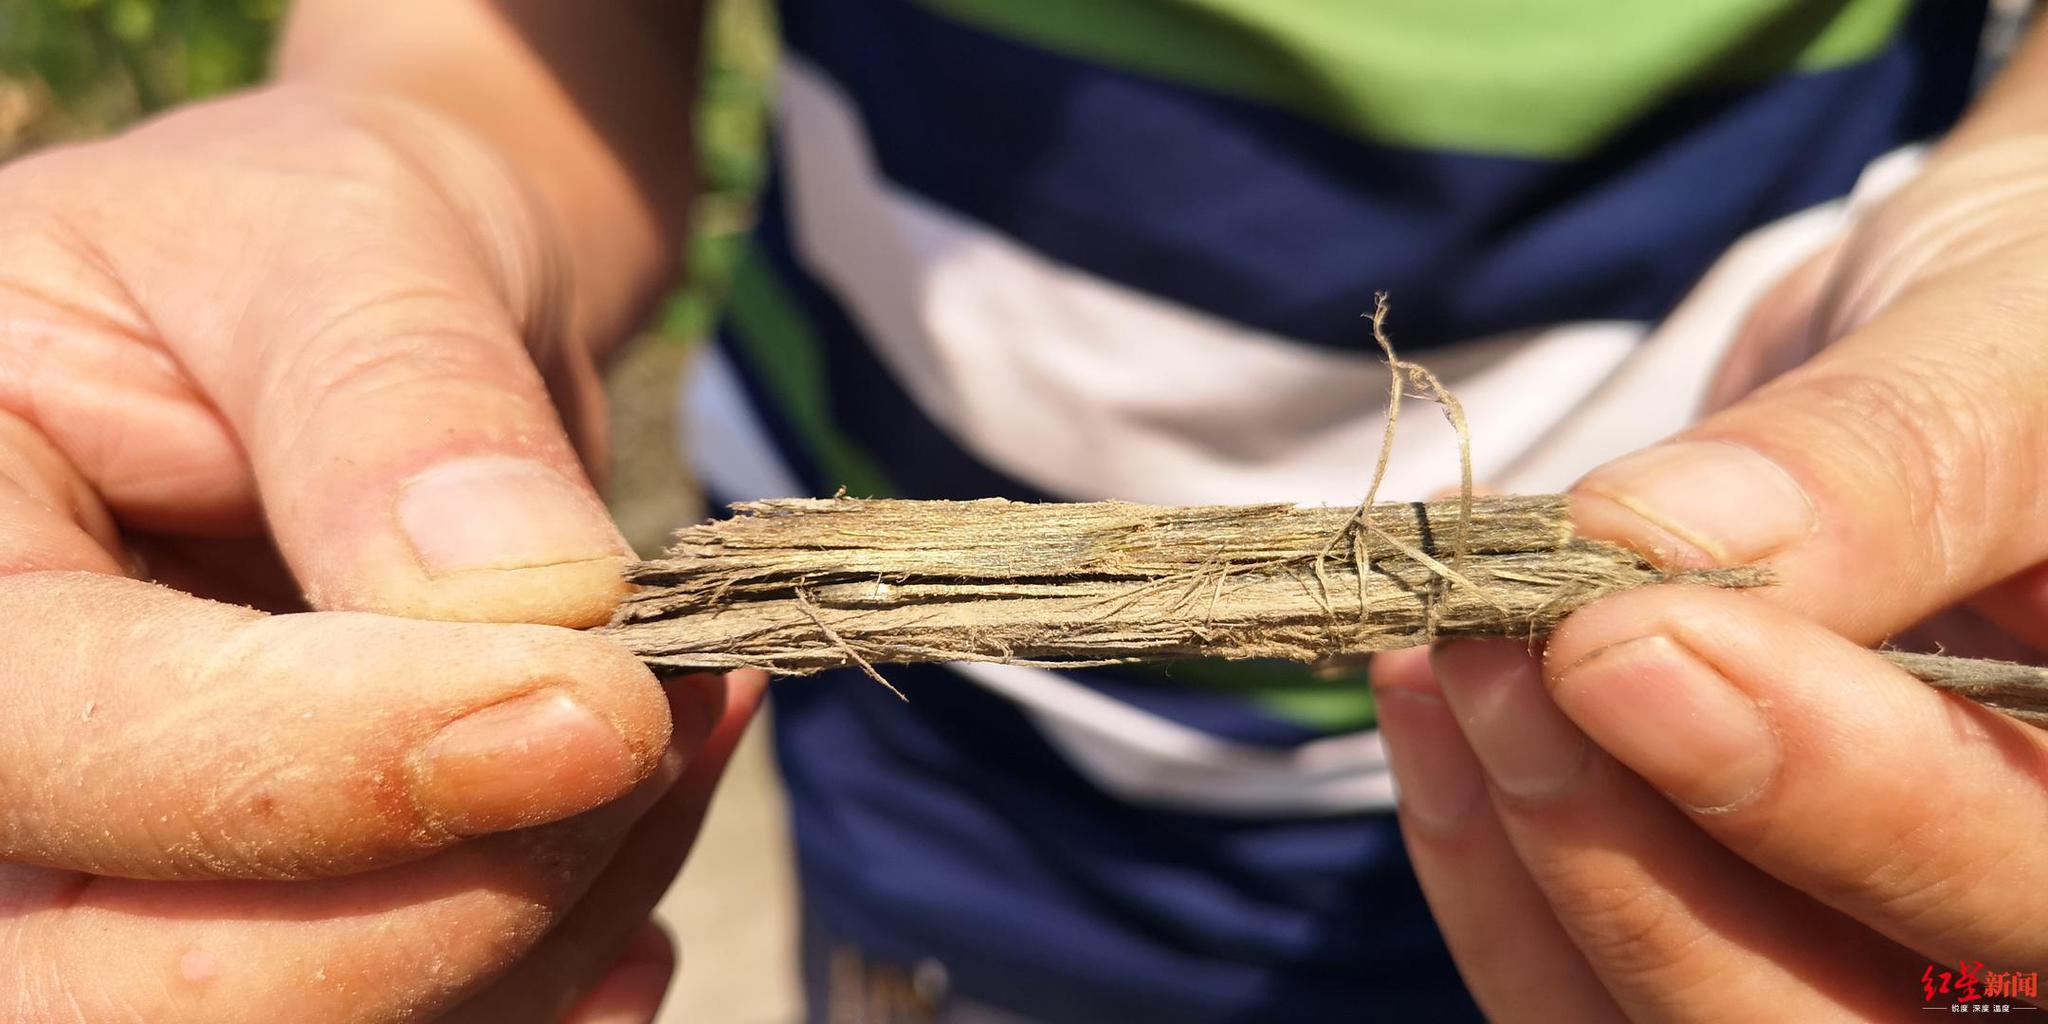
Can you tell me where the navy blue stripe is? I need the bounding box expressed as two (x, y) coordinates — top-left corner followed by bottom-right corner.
(773, 663), (1476, 1021)
(780, 0), (1979, 350)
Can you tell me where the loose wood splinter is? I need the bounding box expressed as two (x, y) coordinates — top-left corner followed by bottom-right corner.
(601, 495), (2048, 728)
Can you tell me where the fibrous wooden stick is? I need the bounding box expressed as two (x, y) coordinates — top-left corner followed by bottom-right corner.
(1877, 651), (2048, 726)
(616, 494), (1570, 613)
(607, 494), (1751, 671)
(601, 494), (2048, 727)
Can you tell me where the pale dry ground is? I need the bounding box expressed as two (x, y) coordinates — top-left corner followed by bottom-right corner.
(605, 338), (804, 1023)
(656, 716), (803, 1023)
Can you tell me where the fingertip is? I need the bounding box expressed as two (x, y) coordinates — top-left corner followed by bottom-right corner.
(1569, 441), (1817, 571)
(1549, 583), (1974, 749)
(396, 625), (673, 840)
(621, 919), (676, 970)
(1431, 639), (1589, 803)
(658, 669), (769, 805)
(662, 672), (728, 767)
(370, 556), (634, 628)
(550, 633), (676, 777)
(562, 940), (675, 1024)
(382, 455), (632, 626)
(1545, 586), (1684, 676)
(414, 689), (647, 836)
(1368, 645), (1436, 695)
(1429, 638), (1539, 693)
(1567, 489), (1716, 571)
(1540, 585), (2048, 968)
(1547, 629), (1781, 813)
(722, 668), (771, 719)
(1375, 682), (1486, 836)
(284, 445), (633, 626)
(706, 668), (769, 750)
(1544, 584), (1752, 679)
(0, 413), (127, 575)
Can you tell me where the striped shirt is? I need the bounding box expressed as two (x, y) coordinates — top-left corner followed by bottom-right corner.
(684, 2), (1987, 1019)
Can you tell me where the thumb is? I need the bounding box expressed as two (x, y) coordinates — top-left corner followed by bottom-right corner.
(165, 102), (628, 626)
(245, 284), (629, 627)
(1572, 261), (2048, 642)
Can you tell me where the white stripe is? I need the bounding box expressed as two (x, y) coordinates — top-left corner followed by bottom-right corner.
(1492, 146), (1923, 491)
(959, 663), (1394, 816)
(682, 346), (805, 502)
(777, 57), (1644, 507)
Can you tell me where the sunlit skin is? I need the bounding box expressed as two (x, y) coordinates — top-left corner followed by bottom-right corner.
(0, 2), (770, 1021)
(10, 0), (2048, 1020)
(1371, 34), (2048, 1020)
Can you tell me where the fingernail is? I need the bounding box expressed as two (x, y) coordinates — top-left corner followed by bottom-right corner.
(1376, 688), (1487, 834)
(397, 456), (624, 576)
(1577, 440), (1815, 566)
(1432, 641), (1588, 801)
(1552, 636), (1779, 812)
(412, 689), (640, 834)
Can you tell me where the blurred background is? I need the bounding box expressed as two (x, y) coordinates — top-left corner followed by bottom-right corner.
(0, 1), (802, 1019)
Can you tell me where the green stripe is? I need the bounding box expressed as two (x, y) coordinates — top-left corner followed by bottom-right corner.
(1153, 659), (1378, 733)
(725, 247), (898, 497)
(912, 0), (1909, 158)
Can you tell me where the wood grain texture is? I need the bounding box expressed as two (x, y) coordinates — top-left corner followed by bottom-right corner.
(601, 494), (2048, 727)
(606, 495), (1760, 672)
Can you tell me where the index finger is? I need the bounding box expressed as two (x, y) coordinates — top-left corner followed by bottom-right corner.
(0, 571), (690, 880)
(1547, 585), (2048, 971)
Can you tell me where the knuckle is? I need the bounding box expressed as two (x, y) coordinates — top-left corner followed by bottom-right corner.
(1801, 802), (1948, 910)
(1867, 835), (2020, 948)
(282, 283), (530, 391)
(1794, 363), (1991, 585)
(259, 289), (547, 465)
(1846, 861), (1992, 964)
(153, 617), (454, 878)
(1538, 873), (1715, 990)
(1800, 744), (2035, 954)
(292, 302), (524, 404)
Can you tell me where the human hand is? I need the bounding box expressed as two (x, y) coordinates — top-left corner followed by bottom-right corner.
(1372, 136), (2048, 1020)
(0, 85), (758, 1022)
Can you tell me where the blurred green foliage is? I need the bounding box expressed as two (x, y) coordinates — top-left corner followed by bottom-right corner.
(0, 0), (280, 153)
(0, 0), (774, 339)
(664, 0), (775, 341)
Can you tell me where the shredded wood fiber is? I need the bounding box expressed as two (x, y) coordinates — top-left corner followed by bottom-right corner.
(602, 495), (2048, 726)
(609, 295), (2048, 726)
